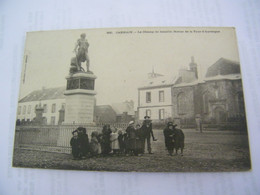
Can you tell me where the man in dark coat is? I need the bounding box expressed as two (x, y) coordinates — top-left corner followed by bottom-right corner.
(141, 116), (157, 154)
(172, 125), (185, 156)
(135, 124), (143, 156)
(118, 130), (125, 154)
(101, 125), (112, 155)
(125, 121), (136, 156)
(77, 127), (90, 158)
(163, 122), (175, 156)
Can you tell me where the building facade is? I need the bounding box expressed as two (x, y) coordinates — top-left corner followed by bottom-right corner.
(137, 71), (178, 121)
(137, 57), (246, 126)
(17, 87), (66, 125)
(17, 87), (135, 125)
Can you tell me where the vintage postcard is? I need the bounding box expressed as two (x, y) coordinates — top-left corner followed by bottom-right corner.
(13, 27), (251, 172)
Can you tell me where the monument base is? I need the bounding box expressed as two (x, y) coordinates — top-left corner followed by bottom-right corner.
(64, 72), (97, 124)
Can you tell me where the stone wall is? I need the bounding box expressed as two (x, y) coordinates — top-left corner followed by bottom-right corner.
(171, 79), (246, 126)
(172, 86), (195, 125)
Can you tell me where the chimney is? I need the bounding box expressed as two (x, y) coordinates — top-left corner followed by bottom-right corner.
(189, 56), (198, 79)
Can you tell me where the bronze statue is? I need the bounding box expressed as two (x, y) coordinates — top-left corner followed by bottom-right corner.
(73, 33), (90, 72)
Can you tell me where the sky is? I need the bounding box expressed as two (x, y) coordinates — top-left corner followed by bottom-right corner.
(18, 27), (240, 108)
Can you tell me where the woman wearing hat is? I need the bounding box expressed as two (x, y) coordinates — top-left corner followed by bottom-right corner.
(125, 121), (136, 156)
(163, 122), (176, 156)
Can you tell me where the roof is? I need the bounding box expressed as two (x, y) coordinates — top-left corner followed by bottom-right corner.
(138, 75), (179, 89)
(204, 74), (241, 82)
(206, 58), (240, 77)
(94, 105), (116, 115)
(19, 87), (66, 103)
(174, 80), (202, 88)
(174, 74), (241, 88)
(111, 102), (135, 116)
(94, 105), (117, 123)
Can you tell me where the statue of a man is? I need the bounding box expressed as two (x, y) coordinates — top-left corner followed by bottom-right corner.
(73, 33), (90, 72)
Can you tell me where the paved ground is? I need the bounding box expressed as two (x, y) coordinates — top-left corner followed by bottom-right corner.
(12, 129), (251, 172)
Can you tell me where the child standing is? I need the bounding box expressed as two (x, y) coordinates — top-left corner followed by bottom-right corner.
(90, 131), (99, 157)
(110, 128), (120, 155)
(70, 130), (81, 160)
(118, 129), (125, 154)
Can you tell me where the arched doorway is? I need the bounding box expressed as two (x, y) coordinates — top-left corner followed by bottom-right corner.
(214, 107), (226, 123)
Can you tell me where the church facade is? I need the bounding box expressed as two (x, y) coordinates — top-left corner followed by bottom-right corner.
(137, 57), (246, 127)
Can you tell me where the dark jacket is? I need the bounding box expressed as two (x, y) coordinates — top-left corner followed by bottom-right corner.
(163, 127), (175, 150)
(135, 127), (143, 150)
(126, 126), (136, 139)
(118, 133), (125, 150)
(141, 122), (154, 139)
(101, 126), (112, 154)
(126, 126), (136, 150)
(70, 137), (80, 157)
(79, 133), (89, 155)
(173, 128), (185, 149)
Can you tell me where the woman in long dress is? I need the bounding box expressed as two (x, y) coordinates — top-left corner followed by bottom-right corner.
(90, 131), (99, 157)
(110, 128), (120, 155)
(125, 121), (136, 156)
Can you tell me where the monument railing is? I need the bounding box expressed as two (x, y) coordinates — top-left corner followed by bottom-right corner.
(15, 125), (60, 147)
(14, 123), (129, 154)
(95, 122), (128, 130)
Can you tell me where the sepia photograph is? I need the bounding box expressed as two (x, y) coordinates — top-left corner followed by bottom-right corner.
(12, 27), (251, 172)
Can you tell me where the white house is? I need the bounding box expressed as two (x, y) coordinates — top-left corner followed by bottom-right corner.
(137, 71), (178, 121)
(17, 87), (66, 125)
(17, 86), (136, 125)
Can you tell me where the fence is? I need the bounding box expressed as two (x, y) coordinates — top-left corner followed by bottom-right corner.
(14, 123), (128, 154)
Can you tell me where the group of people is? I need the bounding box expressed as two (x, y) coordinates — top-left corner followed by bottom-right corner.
(70, 116), (157, 160)
(70, 116), (185, 160)
(163, 122), (185, 156)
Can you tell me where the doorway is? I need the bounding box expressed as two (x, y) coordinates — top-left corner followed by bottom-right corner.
(214, 107), (226, 123)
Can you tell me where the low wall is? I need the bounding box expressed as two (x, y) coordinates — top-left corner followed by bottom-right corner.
(14, 123), (128, 154)
(15, 124), (101, 154)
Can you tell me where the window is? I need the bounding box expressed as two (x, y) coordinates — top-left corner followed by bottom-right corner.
(51, 104), (56, 113)
(146, 109), (151, 117)
(159, 91), (164, 102)
(61, 103), (65, 110)
(18, 106), (21, 115)
(202, 92), (209, 113)
(22, 105), (26, 115)
(146, 92), (151, 103)
(51, 116), (55, 125)
(159, 109), (164, 120)
(27, 105), (31, 114)
(177, 92), (188, 114)
(43, 104), (47, 113)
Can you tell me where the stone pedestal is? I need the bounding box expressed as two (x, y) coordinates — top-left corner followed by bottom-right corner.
(64, 72), (97, 124)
